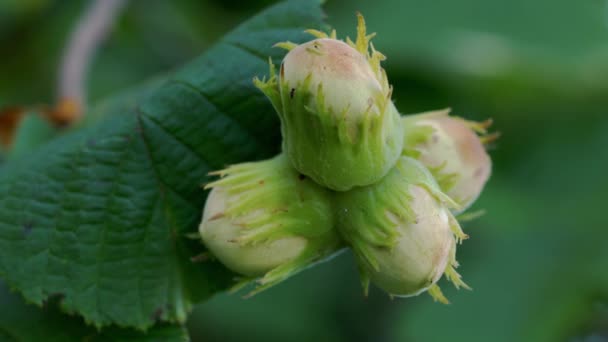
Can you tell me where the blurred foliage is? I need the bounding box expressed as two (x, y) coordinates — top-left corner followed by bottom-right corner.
(0, 0), (272, 107)
(1, 0), (607, 341)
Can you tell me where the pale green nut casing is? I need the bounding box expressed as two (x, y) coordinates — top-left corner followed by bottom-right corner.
(335, 156), (470, 303)
(199, 154), (340, 295)
(254, 14), (403, 191)
(201, 187), (307, 277)
(402, 109), (493, 213)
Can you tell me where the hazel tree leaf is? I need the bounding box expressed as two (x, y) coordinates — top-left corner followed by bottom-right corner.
(0, 0), (325, 330)
(0, 280), (189, 342)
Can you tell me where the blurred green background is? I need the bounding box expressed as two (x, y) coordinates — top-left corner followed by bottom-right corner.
(1, 0), (607, 341)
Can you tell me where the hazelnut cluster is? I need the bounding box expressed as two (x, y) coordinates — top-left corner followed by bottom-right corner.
(199, 14), (494, 302)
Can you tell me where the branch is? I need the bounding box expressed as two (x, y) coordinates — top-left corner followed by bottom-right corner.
(54, 0), (127, 125)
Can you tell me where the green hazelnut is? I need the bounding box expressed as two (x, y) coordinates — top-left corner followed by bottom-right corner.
(335, 156), (469, 303)
(255, 14), (403, 191)
(200, 187), (307, 277)
(402, 109), (493, 212)
(199, 154), (340, 295)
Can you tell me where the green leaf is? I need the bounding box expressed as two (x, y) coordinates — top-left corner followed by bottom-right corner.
(0, 0), (325, 330)
(0, 280), (189, 342)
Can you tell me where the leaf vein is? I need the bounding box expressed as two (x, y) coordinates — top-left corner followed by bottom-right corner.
(167, 79), (267, 152)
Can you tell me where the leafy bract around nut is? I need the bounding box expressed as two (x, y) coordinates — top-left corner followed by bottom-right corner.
(254, 14), (403, 191)
(402, 109), (495, 213)
(200, 154), (340, 296)
(335, 156), (470, 303)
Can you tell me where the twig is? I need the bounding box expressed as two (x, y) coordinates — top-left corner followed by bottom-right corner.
(55, 0), (127, 124)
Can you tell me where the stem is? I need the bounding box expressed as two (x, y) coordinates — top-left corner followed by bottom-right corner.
(56, 0), (127, 124)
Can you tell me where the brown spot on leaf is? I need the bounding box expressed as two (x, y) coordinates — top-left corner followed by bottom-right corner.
(23, 222), (33, 236)
(50, 292), (65, 301)
(152, 307), (164, 321)
(290, 88), (295, 99)
(42, 292), (65, 308)
(0, 106), (26, 147)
